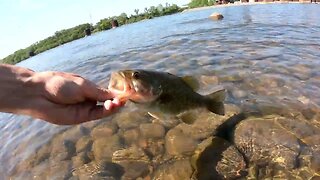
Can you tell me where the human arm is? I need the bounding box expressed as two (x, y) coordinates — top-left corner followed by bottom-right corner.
(0, 64), (124, 125)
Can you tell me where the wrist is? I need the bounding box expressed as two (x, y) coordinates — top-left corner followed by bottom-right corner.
(0, 64), (38, 114)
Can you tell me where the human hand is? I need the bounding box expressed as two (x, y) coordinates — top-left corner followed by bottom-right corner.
(0, 64), (126, 125)
(22, 71), (126, 125)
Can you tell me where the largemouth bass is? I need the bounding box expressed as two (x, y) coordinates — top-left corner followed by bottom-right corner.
(108, 70), (225, 119)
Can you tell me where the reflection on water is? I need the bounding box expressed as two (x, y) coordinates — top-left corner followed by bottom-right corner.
(1, 3), (320, 179)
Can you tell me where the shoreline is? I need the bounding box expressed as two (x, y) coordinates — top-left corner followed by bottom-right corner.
(3, 1), (318, 64)
(182, 1), (318, 12)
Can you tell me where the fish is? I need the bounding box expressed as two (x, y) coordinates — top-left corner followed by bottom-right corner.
(108, 70), (225, 123)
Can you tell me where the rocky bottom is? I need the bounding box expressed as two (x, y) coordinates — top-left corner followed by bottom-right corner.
(7, 101), (320, 180)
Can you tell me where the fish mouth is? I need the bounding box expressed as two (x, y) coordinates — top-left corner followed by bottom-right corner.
(108, 72), (135, 101)
(108, 70), (160, 103)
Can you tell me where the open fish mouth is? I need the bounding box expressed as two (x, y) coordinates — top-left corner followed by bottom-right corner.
(108, 70), (161, 103)
(108, 72), (136, 101)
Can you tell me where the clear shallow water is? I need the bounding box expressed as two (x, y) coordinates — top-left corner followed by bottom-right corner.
(1, 3), (320, 179)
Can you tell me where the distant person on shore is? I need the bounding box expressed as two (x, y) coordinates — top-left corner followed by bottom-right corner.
(111, 20), (119, 29)
(0, 64), (124, 125)
(84, 28), (92, 36)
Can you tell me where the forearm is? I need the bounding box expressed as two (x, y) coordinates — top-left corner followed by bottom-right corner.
(0, 64), (38, 114)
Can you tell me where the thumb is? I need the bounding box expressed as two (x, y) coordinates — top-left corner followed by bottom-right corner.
(82, 80), (115, 101)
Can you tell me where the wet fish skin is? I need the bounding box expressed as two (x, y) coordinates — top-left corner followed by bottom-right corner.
(108, 69), (225, 116)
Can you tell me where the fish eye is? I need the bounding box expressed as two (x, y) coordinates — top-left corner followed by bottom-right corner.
(132, 72), (140, 79)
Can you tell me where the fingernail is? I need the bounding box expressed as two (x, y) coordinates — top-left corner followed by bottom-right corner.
(104, 100), (112, 110)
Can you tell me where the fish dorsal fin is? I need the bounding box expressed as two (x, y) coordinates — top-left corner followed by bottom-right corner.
(205, 88), (226, 102)
(181, 76), (200, 91)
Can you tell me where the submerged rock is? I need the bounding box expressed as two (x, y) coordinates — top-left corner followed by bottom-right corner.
(152, 159), (193, 179)
(72, 161), (124, 179)
(75, 136), (92, 153)
(191, 137), (246, 180)
(112, 147), (150, 163)
(62, 125), (90, 142)
(112, 147), (150, 179)
(11, 172), (33, 180)
(231, 89), (248, 99)
(233, 115), (320, 179)
(143, 139), (165, 159)
(92, 135), (124, 161)
(139, 123), (165, 139)
(51, 138), (76, 161)
(234, 116), (300, 168)
(115, 110), (150, 130)
(32, 143), (52, 166)
(90, 121), (118, 139)
(165, 128), (197, 156)
(48, 160), (72, 179)
(123, 128), (141, 146)
(71, 152), (91, 169)
(30, 161), (50, 179)
(276, 118), (320, 140)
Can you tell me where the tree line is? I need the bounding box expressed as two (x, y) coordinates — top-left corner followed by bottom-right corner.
(188, 0), (216, 8)
(2, 1), (218, 64)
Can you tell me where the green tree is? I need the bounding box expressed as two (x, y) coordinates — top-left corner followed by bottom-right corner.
(189, 0), (216, 8)
(118, 13), (128, 25)
(1, 4), (184, 64)
(134, 9), (139, 15)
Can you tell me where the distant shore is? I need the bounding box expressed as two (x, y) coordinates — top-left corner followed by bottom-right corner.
(182, 1), (318, 12)
(3, 1), (318, 65)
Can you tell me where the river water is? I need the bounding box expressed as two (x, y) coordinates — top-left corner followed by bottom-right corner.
(1, 3), (320, 179)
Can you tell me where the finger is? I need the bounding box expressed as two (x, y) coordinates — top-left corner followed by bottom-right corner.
(63, 99), (123, 124)
(55, 72), (114, 102)
(54, 71), (82, 78)
(86, 99), (123, 121)
(111, 98), (126, 106)
(36, 100), (97, 125)
(81, 79), (115, 102)
(104, 100), (113, 110)
(35, 99), (123, 125)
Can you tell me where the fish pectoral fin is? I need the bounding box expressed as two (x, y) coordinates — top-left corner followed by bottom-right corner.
(177, 108), (208, 124)
(148, 111), (180, 127)
(205, 88), (226, 102)
(158, 93), (174, 104)
(148, 111), (174, 120)
(148, 112), (162, 119)
(177, 111), (198, 124)
(181, 75), (200, 91)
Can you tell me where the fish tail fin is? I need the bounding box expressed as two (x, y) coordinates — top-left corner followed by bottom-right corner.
(207, 101), (225, 115)
(205, 89), (226, 115)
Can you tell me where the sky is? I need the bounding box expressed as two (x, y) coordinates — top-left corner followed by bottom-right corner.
(0, 0), (190, 59)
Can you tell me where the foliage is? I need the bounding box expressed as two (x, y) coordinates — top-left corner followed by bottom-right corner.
(2, 23), (93, 64)
(188, 0), (215, 8)
(1, 4), (184, 64)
